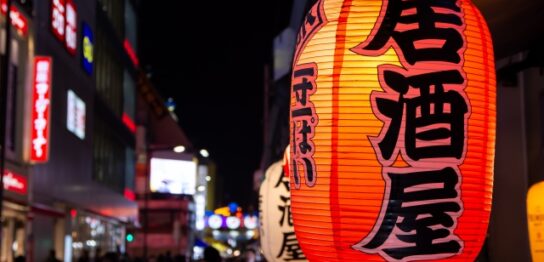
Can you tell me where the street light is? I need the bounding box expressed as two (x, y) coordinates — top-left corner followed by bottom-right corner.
(173, 145), (185, 153)
(199, 149), (209, 158)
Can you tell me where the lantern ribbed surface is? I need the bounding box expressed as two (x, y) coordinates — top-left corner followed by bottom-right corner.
(288, 0), (495, 261)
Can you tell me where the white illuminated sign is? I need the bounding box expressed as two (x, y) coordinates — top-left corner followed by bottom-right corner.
(150, 158), (196, 195)
(65, 0), (77, 54)
(208, 215), (222, 230)
(244, 215), (258, 230)
(226, 216), (241, 230)
(195, 194), (206, 231)
(51, 0), (65, 40)
(66, 90), (86, 139)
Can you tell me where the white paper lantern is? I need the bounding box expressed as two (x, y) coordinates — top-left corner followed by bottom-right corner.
(259, 161), (307, 262)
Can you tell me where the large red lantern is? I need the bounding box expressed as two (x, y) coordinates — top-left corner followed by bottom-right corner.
(289, 0), (495, 261)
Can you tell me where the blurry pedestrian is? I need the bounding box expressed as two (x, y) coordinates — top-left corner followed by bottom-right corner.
(45, 250), (61, 262)
(242, 249), (256, 262)
(78, 249), (91, 262)
(173, 254), (186, 262)
(164, 251), (173, 262)
(203, 246), (221, 262)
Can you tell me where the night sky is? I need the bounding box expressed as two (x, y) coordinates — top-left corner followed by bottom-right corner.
(140, 1), (288, 208)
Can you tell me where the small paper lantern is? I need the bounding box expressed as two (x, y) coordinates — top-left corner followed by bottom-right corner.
(289, 0), (495, 261)
(259, 161), (307, 262)
(528, 182), (544, 262)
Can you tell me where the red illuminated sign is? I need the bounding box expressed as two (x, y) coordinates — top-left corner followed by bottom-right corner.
(124, 188), (136, 201)
(51, 0), (65, 41)
(64, 0), (77, 55)
(30, 57), (52, 163)
(124, 39), (139, 67)
(1, 1), (28, 36)
(3, 170), (27, 195)
(51, 0), (77, 54)
(122, 113), (136, 134)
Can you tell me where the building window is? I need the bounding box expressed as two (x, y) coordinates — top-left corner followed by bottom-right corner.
(95, 27), (123, 116)
(93, 118), (126, 193)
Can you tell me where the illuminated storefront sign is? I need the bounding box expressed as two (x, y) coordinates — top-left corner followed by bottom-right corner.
(243, 215), (257, 230)
(226, 216), (241, 230)
(30, 57), (52, 163)
(208, 215), (222, 230)
(0, 1), (28, 35)
(150, 158), (196, 195)
(3, 170), (27, 195)
(51, 0), (77, 55)
(66, 89), (86, 139)
(51, 0), (65, 40)
(65, 0), (77, 54)
(81, 22), (93, 75)
(195, 194), (206, 230)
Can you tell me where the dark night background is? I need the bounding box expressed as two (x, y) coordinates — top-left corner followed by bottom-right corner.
(140, 1), (294, 208)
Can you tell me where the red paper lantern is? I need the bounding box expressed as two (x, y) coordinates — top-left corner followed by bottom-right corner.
(289, 0), (495, 261)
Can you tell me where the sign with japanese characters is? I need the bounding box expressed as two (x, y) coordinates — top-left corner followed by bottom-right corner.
(30, 57), (53, 163)
(3, 169), (27, 195)
(51, 0), (65, 40)
(259, 161), (307, 262)
(66, 89), (86, 139)
(51, 0), (77, 55)
(289, 0), (496, 261)
(1, 3), (28, 36)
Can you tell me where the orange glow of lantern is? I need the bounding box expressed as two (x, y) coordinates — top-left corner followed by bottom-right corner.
(528, 182), (544, 262)
(289, 0), (495, 261)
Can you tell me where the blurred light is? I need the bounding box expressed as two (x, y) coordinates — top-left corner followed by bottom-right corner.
(244, 215), (258, 230)
(228, 202), (238, 214)
(173, 145), (185, 153)
(197, 185), (205, 192)
(212, 230), (221, 238)
(246, 230), (255, 239)
(64, 235), (72, 262)
(233, 250), (241, 257)
(226, 216), (241, 229)
(70, 209), (77, 219)
(208, 215), (223, 229)
(126, 233), (134, 243)
(166, 97), (176, 112)
(196, 220), (205, 230)
(86, 240), (96, 247)
(227, 249), (233, 255)
(200, 149), (209, 158)
(12, 242), (17, 252)
(206, 175), (211, 182)
(229, 230), (240, 238)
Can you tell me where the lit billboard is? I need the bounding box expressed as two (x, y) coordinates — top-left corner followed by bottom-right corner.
(150, 158), (196, 195)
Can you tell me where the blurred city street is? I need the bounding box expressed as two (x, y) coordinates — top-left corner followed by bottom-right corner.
(0, 0), (542, 261)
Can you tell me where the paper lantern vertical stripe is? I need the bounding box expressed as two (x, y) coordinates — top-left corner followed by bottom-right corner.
(289, 0), (495, 261)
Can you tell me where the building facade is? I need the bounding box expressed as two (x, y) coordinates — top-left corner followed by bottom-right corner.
(0, 0), (143, 260)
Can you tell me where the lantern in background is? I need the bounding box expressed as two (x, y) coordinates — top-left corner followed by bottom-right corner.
(528, 182), (544, 261)
(289, 0), (495, 261)
(259, 161), (307, 262)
